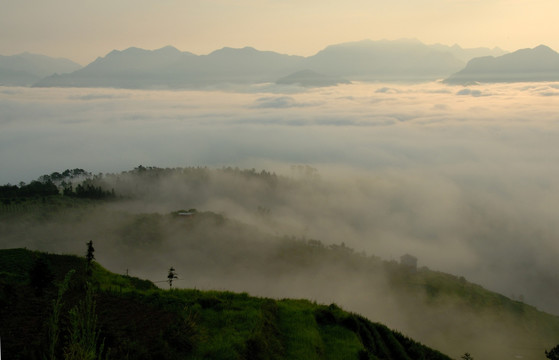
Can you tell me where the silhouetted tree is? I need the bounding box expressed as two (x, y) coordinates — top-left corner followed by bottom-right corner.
(86, 241), (95, 264)
(461, 353), (474, 360)
(85, 241), (95, 276)
(546, 345), (559, 360)
(168, 267), (178, 289)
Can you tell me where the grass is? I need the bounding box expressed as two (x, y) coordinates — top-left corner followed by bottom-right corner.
(277, 300), (325, 360)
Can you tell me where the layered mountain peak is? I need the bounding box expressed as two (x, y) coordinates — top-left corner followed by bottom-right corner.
(445, 44), (559, 83)
(0, 52), (81, 86)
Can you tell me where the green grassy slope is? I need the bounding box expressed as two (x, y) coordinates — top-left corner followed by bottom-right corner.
(0, 248), (451, 360)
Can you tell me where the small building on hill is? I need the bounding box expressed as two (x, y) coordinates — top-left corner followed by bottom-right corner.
(173, 208), (198, 218)
(400, 254), (418, 271)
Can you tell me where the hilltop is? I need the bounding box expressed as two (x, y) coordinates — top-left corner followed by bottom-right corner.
(0, 248), (452, 360)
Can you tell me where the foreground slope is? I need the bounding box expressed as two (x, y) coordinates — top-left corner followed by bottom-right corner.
(0, 248), (451, 360)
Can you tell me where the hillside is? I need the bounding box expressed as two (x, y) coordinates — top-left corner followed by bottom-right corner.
(2, 167), (559, 359)
(0, 248), (452, 360)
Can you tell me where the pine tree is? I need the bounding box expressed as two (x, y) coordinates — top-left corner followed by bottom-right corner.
(85, 241), (95, 277)
(86, 241), (95, 264)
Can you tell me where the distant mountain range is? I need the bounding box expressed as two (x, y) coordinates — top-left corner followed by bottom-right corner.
(300, 39), (464, 81)
(3, 40), (559, 88)
(34, 46), (304, 89)
(0, 53), (81, 86)
(444, 45), (559, 84)
(29, 40), (505, 89)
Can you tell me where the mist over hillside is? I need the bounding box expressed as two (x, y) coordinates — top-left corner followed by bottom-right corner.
(1, 81), (559, 320)
(2, 167), (559, 359)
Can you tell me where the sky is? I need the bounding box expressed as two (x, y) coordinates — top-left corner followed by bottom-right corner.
(2, 0), (559, 64)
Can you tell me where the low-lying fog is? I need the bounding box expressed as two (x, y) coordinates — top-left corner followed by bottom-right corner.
(1, 81), (559, 317)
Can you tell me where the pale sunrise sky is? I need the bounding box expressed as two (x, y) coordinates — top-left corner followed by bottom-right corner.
(1, 0), (558, 65)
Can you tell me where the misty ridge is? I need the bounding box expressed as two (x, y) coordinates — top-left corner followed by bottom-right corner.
(2, 165), (559, 360)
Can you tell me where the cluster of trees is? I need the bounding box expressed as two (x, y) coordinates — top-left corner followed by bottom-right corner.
(126, 165), (279, 184)
(0, 169), (115, 202)
(220, 166), (279, 183)
(0, 164), (295, 204)
(0, 181), (59, 201)
(64, 181), (115, 199)
(38, 169), (91, 184)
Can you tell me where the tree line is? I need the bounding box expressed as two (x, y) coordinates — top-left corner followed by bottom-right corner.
(0, 169), (115, 202)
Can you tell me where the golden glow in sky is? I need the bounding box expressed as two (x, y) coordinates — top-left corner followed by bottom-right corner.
(1, 0), (559, 64)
